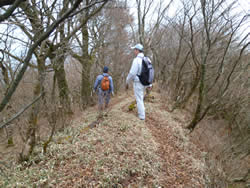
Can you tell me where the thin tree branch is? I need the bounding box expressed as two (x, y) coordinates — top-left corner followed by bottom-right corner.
(66, 0), (109, 41)
(0, 0), (83, 112)
(221, 41), (250, 96)
(68, 0), (109, 18)
(0, 0), (26, 22)
(0, 91), (44, 129)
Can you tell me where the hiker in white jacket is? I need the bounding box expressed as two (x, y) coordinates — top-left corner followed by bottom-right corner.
(126, 44), (146, 120)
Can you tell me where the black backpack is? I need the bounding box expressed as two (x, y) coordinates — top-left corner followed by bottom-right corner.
(138, 57), (154, 86)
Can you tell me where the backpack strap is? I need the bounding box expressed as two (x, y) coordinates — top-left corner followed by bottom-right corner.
(98, 74), (105, 89)
(136, 56), (144, 77)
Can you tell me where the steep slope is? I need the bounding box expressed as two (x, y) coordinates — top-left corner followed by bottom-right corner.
(0, 91), (207, 187)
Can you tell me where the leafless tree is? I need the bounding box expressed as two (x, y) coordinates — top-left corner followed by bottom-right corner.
(153, 0), (249, 132)
(0, 0), (26, 22)
(186, 0), (249, 131)
(84, 1), (132, 91)
(0, 0), (83, 113)
(70, 0), (109, 108)
(0, 0), (109, 161)
(131, 0), (173, 53)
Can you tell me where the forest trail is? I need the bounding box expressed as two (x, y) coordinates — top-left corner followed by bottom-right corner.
(0, 90), (208, 187)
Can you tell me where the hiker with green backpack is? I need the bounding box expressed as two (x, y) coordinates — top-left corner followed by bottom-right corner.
(93, 66), (114, 112)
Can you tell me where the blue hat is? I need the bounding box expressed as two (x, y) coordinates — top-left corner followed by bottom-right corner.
(131, 43), (144, 51)
(103, 66), (109, 73)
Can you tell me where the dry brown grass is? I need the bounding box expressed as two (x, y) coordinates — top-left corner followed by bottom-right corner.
(0, 91), (207, 187)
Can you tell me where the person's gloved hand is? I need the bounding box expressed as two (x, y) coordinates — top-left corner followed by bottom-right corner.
(125, 84), (129, 90)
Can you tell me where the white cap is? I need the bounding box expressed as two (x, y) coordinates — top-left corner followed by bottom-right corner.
(131, 43), (144, 51)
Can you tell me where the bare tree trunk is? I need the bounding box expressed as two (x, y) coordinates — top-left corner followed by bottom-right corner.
(187, 0), (210, 131)
(172, 66), (200, 110)
(69, 0), (109, 108)
(42, 72), (57, 153)
(136, 0), (154, 46)
(72, 53), (93, 109)
(80, 18), (92, 108)
(51, 0), (72, 114)
(0, 61), (10, 88)
(0, 0), (25, 7)
(54, 59), (72, 115)
(0, 0), (26, 22)
(20, 57), (45, 161)
(187, 63), (205, 131)
(0, 60), (13, 145)
(81, 63), (92, 108)
(0, 0), (83, 113)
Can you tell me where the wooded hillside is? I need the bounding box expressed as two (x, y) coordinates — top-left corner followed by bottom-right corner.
(0, 0), (249, 187)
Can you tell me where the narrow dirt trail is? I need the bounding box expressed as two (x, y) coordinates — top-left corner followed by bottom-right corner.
(0, 91), (208, 187)
(120, 91), (207, 187)
(57, 91), (207, 187)
(104, 91), (207, 187)
(144, 94), (206, 187)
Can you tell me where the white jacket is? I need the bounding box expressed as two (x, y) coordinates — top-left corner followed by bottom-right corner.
(126, 53), (144, 84)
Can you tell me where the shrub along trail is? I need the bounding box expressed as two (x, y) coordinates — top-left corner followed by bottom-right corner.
(0, 91), (208, 187)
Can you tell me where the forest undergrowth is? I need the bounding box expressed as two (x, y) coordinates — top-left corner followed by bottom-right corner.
(0, 90), (245, 187)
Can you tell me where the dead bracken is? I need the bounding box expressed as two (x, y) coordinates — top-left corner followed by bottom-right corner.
(0, 92), (207, 187)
